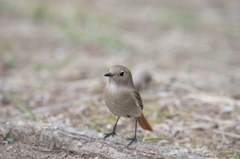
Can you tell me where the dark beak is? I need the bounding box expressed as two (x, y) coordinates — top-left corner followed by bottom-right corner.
(104, 72), (113, 77)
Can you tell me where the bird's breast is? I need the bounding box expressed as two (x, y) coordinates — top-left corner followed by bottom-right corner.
(104, 84), (129, 105)
(103, 84), (142, 118)
(106, 84), (118, 96)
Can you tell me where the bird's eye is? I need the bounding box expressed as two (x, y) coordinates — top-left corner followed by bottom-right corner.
(120, 72), (124, 76)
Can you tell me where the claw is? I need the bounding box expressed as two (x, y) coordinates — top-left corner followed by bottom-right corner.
(103, 117), (120, 140)
(126, 136), (137, 147)
(104, 131), (116, 140)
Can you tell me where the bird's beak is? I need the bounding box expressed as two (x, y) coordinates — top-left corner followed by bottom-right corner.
(104, 72), (113, 77)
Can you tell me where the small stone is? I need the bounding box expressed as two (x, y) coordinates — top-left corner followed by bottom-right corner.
(106, 124), (111, 130)
(77, 142), (82, 147)
(236, 127), (240, 131)
(222, 105), (234, 112)
(7, 146), (13, 150)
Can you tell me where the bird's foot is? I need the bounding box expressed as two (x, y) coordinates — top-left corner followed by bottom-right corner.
(104, 131), (116, 140)
(126, 136), (137, 147)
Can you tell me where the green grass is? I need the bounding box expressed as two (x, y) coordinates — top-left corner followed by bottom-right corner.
(0, 127), (15, 143)
(8, 93), (41, 122)
(54, 114), (73, 123)
(90, 117), (116, 125)
(1, 54), (20, 69)
(35, 53), (78, 71)
(62, 25), (133, 54)
(98, 34), (133, 53)
(142, 137), (172, 142)
(225, 152), (240, 158)
(60, 10), (133, 54)
(32, 4), (52, 21)
(6, 57), (19, 68)
(155, 8), (197, 29)
(0, 1), (17, 13)
(237, 110), (240, 114)
(84, 122), (102, 132)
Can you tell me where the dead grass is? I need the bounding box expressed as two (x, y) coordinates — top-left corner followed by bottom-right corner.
(0, 0), (240, 158)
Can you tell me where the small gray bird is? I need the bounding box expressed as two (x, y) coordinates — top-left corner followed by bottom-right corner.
(103, 65), (153, 147)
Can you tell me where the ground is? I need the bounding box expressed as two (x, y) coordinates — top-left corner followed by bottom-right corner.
(0, 0), (240, 158)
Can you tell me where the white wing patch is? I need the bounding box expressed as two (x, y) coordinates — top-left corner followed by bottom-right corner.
(133, 91), (143, 110)
(135, 101), (141, 108)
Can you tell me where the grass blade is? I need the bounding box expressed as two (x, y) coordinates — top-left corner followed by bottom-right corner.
(8, 93), (41, 122)
(84, 122), (102, 132)
(4, 127), (13, 140)
(54, 114), (73, 122)
(144, 137), (172, 142)
(0, 134), (4, 138)
(225, 154), (238, 158)
(237, 152), (240, 158)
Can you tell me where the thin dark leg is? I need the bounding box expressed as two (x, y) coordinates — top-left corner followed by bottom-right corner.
(104, 116), (120, 140)
(126, 119), (138, 147)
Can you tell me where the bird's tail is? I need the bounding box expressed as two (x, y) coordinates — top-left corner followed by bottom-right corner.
(137, 113), (153, 132)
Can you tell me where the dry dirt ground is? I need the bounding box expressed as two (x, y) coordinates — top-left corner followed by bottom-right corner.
(0, 0), (240, 158)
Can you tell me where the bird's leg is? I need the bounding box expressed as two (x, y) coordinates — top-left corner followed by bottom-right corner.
(126, 119), (138, 147)
(104, 116), (120, 139)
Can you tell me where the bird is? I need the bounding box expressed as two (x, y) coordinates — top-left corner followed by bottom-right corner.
(103, 65), (153, 147)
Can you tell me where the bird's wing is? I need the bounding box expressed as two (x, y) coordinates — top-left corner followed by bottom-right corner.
(132, 90), (143, 110)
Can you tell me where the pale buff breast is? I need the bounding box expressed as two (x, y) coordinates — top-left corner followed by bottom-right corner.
(103, 84), (142, 118)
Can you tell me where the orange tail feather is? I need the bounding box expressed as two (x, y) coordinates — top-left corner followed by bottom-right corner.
(137, 113), (153, 132)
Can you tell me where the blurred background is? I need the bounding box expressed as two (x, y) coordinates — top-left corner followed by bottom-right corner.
(0, 0), (240, 158)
